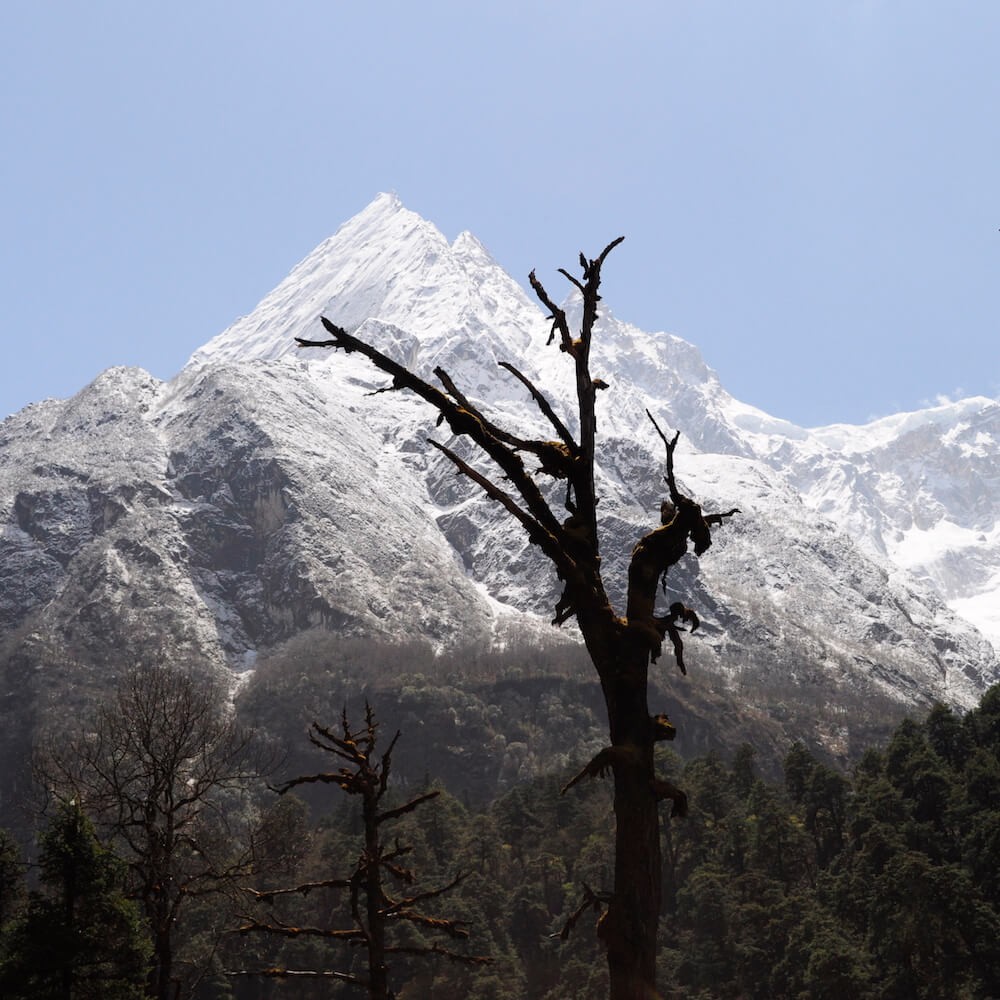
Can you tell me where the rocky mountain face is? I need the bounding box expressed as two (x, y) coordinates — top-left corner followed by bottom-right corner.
(1, 193), (998, 779)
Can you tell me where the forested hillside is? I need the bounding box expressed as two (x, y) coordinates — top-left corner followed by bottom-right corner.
(1, 642), (998, 998)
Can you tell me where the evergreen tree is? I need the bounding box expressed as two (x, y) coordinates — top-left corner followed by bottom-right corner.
(0, 801), (150, 999)
(0, 828), (24, 930)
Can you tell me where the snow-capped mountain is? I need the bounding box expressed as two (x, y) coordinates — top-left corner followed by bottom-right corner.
(2, 193), (998, 730)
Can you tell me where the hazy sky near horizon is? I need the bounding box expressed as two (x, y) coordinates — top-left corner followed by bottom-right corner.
(2, 2), (998, 428)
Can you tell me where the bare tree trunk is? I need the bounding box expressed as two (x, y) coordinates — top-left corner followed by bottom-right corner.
(295, 237), (737, 1000)
(151, 924), (174, 1000)
(237, 708), (488, 993)
(363, 792), (389, 1000)
(610, 762), (661, 997)
(579, 623), (662, 998)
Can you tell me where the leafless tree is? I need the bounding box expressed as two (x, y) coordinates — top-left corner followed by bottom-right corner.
(234, 704), (489, 998)
(35, 663), (268, 1000)
(295, 239), (737, 998)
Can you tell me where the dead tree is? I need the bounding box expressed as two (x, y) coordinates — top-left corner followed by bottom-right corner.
(234, 705), (489, 998)
(294, 241), (737, 999)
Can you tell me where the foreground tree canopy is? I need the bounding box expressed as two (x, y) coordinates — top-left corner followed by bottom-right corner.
(297, 240), (737, 998)
(0, 802), (150, 999)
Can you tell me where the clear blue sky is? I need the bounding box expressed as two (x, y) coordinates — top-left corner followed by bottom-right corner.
(2, 2), (997, 427)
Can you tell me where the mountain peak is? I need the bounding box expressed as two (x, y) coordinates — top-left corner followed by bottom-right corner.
(2, 193), (999, 770)
(187, 194), (445, 366)
(186, 195), (537, 371)
(363, 189), (403, 214)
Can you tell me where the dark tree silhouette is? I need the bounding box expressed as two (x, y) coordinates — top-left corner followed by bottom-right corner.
(35, 664), (266, 1000)
(295, 240), (737, 998)
(235, 704), (488, 998)
(0, 801), (150, 1000)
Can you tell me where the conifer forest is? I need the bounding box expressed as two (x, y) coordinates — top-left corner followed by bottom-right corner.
(1, 638), (999, 999)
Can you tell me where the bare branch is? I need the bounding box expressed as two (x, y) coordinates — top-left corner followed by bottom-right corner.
(378, 728), (401, 794)
(376, 789), (440, 826)
(432, 366), (540, 454)
(557, 267), (586, 295)
(593, 235), (626, 270)
(243, 878), (352, 903)
(577, 236), (626, 360)
(228, 968), (365, 984)
(385, 871), (471, 915)
(385, 942), (492, 966)
(651, 778), (688, 817)
(294, 336), (338, 349)
(552, 883), (612, 941)
(268, 770), (352, 796)
(426, 439), (568, 570)
(497, 360), (578, 454)
(528, 270), (574, 351)
(304, 321), (574, 553)
(561, 746), (643, 795)
(432, 366), (480, 412)
(706, 507), (741, 526)
(645, 409), (682, 504)
(435, 363), (577, 482)
(664, 621), (686, 675)
(237, 919), (364, 940)
(388, 910), (470, 940)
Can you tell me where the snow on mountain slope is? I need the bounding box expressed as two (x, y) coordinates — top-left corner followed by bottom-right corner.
(718, 395), (1000, 648)
(1, 355), (563, 663)
(190, 192), (541, 402)
(1, 194), (998, 725)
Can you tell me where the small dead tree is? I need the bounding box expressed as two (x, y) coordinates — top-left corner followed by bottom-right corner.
(234, 705), (489, 998)
(295, 240), (737, 998)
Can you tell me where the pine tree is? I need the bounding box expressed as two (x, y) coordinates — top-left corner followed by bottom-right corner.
(0, 828), (24, 930)
(0, 801), (150, 999)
